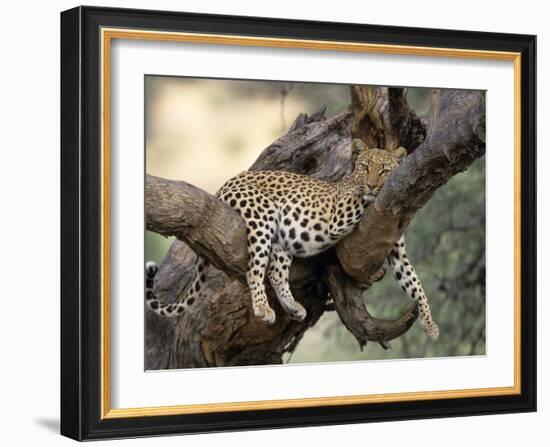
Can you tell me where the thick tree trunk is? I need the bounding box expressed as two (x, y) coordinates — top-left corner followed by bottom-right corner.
(145, 86), (485, 369)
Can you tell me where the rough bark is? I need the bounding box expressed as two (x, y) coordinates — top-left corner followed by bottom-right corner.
(145, 87), (485, 369)
(350, 86), (426, 152)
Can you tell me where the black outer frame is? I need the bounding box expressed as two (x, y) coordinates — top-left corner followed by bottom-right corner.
(60, 5), (537, 441)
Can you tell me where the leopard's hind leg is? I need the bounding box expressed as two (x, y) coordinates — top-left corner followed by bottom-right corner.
(226, 186), (279, 324)
(388, 235), (439, 339)
(267, 243), (306, 321)
(244, 240), (276, 323)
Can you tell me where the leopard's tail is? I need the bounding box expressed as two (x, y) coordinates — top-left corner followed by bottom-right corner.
(145, 258), (207, 318)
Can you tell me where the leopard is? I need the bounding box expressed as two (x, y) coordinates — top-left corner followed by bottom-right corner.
(145, 138), (439, 339)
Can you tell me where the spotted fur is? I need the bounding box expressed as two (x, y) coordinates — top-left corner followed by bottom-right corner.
(145, 139), (439, 339)
(388, 236), (439, 339)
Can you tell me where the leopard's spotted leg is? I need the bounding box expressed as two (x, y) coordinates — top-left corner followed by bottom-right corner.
(245, 235), (275, 324)
(388, 235), (439, 339)
(241, 200), (278, 324)
(145, 257), (208, 317)
(268, 243), (306, 321)
(217, 184), (277, 324)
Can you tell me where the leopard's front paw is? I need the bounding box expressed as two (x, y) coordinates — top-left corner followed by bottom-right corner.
(254, 304), (276, 324)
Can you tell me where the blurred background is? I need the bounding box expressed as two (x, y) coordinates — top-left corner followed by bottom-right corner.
(145, 76), (486, 363)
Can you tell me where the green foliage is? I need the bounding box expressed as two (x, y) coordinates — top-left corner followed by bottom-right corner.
(146, 231), (175, 265)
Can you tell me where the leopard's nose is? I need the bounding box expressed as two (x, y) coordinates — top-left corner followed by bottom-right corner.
(366, 181), (378, 190)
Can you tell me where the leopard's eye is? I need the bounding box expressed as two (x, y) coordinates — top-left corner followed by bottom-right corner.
(361, 162), (369, 171)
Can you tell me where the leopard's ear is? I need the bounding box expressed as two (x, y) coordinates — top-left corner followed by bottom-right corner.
(351, 138), (367, 155)
(392, 146), (408, 163)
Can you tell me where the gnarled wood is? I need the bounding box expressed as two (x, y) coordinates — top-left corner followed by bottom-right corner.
(350, 86), (426, 152)
(326, 263), (418, 349)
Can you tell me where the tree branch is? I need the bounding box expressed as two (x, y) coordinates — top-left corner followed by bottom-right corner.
(146, 175), (248, 281)
(325, 263), (418, 349)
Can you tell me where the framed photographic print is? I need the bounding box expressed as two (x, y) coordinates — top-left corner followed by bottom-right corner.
(60, 5), (536, 441)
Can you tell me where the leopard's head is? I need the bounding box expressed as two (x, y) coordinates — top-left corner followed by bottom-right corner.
(351, 138), (407, 203)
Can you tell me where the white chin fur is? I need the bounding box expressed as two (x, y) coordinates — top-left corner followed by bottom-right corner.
(363, 194), (376, 204)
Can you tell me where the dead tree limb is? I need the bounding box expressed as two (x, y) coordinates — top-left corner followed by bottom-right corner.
(145, 87), (485, 369)
(350, 86), (426, 152)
